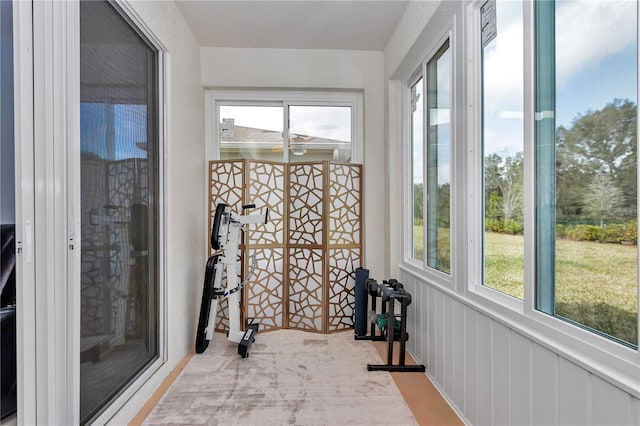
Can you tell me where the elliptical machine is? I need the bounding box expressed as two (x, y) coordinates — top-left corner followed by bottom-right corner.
(195, 202), (268, 358)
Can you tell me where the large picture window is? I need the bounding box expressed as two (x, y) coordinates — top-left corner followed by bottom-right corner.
(535, 0), (638, 347)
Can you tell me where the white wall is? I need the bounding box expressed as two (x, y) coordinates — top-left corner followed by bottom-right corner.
(201, 47), (387, 280)
(109, 1), (205, 423)
(385, 1), (640, 424)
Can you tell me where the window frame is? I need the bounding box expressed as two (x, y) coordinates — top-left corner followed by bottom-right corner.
(401, 0), (640, 397)
(403, 28), (456, 287)
(466, 0), (528, 312)
(407, 72), (425, 263)
(464, 0), (640, 393)
(205, 89), (364, 164)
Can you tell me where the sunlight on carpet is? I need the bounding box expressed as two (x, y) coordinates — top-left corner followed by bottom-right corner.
(144, 329), (417, 425)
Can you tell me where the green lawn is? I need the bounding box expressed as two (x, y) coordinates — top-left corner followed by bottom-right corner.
(414, 226), (638, 346)
(411, 225), (450, 273)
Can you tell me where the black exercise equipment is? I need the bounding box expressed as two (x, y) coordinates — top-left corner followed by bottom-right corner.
(195, 203), (268, 358)
(357, 278), (426, 373)
(354, 267), (369, 337)
(354, 278), (386, 342)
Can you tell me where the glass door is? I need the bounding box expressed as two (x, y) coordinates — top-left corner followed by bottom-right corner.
(79, 2), (160, 422)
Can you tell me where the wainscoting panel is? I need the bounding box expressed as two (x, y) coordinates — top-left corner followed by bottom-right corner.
(477, 314), (493, 426)
(452, 301), (466, 410)
(531, 342), (557, 425)
(590, 375), (635, 425)
(492, 321), (510, 426)
(557, 356), (589, 425)
(509, 331), (532, 425)
(463, 306), (478, 423)
(398, 268), (639, 425)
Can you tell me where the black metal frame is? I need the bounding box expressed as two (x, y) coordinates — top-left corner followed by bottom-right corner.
(357, 278), (426, 373)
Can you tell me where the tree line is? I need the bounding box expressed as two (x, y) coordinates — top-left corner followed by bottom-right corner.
(486, 99), (637, 239)
(414, 99), (638, 241)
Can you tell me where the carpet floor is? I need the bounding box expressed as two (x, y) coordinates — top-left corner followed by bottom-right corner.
(144, 330), (418, 425)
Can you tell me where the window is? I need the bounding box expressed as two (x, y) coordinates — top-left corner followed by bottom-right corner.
(410, 78), (424, 261)
(535, 0), (638, 347)
(481, 0), (524, 298)
(426, 41), (452, 274)
(219, 105), (284, 161)
(210, 91), (362, 163)
(408, 40), (452, 274)
(80, 1), (161, 422)
(288, 105), (352, 163)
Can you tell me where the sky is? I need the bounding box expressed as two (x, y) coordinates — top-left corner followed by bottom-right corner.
(484, 0), (638, 158)
(81, 103), (148, 160)
(219, 105), (352, 142)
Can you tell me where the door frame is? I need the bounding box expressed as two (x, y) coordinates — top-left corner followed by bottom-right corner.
(14, 0), (169, 423)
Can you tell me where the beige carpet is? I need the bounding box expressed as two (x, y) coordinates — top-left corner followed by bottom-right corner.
(144, 329), (418, 425)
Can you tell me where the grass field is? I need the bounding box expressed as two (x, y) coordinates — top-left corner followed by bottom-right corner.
(414, 226), (638, 346)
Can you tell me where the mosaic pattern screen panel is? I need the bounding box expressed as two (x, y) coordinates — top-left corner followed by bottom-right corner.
(208, 160), (361, 334)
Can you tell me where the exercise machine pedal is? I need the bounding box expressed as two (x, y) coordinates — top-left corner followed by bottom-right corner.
(237, 322), (259, 358)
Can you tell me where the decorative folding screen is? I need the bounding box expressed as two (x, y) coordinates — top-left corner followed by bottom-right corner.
(208, 159), (362, 333)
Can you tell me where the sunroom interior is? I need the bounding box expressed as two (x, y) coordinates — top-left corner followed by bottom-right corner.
(2, 0), (640, 424)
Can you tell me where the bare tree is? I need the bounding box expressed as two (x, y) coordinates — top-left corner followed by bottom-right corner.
(500, 173), (523, 220)
(499, 154), (524, 220)
(583, 174), (625, 226)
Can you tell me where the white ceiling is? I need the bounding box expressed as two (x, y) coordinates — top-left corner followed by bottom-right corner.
(175, 1), (410, 51)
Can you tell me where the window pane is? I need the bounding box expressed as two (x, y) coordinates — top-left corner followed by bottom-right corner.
(219, 105), (283, 161)
(536, 0), (638, 347)
(482, 0), (524, 298)
(411, 78), (424, 261)
(80, 1), (159, 422)
(219, 105), (284, 161)
(426, 41), (451, 273)
(1, 0), (17, 420)
(288, 106), (351, 163)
